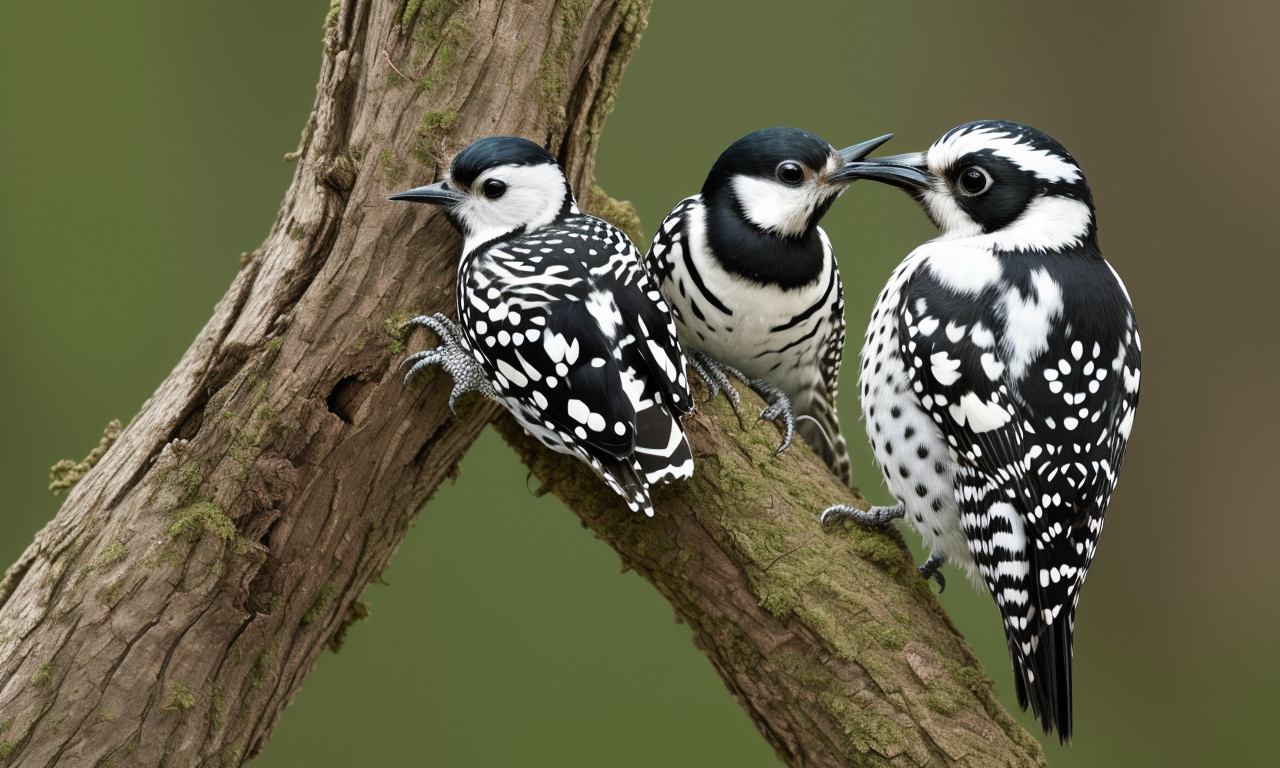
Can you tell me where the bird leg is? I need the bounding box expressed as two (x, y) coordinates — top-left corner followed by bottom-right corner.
(820, 502), (946, 591)
(820, 501), (905, 527)
(690, 352), (742, 412)
(918, 552), (946, 593)
(689, 352), (795, 451)
(401, 313), (495, 413)
(746, 378), (796, 453)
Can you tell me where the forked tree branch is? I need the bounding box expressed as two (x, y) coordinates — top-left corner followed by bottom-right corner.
(0, 1), (1045, 766)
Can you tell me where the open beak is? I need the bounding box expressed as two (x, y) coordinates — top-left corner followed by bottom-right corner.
(828, 151), (933, 191)
(389, 180), (466, 207)
(836, 133), (894, 163)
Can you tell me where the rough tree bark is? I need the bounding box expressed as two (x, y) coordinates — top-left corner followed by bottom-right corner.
(0, 1), (1047, 766)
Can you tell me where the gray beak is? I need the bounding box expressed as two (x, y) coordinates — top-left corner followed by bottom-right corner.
(829, 151), (932, 190)
(836, 133), (894, 163)
(389, 180), (467, 206)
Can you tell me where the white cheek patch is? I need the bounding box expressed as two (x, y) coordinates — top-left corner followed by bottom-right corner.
(925, 190), (1091, 252)
(982, 196), (1092, 252)
(922, 188), (982, 239)
(731, 174), (830, 238)
(456, 163), (568, 254)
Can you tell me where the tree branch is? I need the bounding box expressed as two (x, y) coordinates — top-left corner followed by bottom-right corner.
(0, 1), (1046, 766)
(0, 1), (648, 764)
(495, 386), (1046, 767)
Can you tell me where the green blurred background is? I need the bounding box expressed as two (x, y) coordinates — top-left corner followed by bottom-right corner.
(2, 1), (1276, 765)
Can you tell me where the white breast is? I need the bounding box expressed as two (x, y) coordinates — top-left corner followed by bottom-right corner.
(664, 204), (836, 398)
(859, 250), (973, 576)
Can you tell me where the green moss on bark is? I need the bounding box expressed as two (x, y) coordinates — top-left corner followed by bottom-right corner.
(162, 681), (196, 713)
(584, 184), (644, 246)
(494, 376), (1046, 765)
(49, 420), (122, 494)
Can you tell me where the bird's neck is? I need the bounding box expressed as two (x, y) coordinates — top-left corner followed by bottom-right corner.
(701, 196), (827, 290)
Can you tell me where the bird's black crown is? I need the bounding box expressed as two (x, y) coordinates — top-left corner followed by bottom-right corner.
(702, 127), (835, 198)
(450, 136), (558, 188)
(942, 120), (1078, 170)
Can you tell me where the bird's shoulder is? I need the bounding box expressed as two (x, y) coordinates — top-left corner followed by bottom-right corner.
(645, 196), (702, 272)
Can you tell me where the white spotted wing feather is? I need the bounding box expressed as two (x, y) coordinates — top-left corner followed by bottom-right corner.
(458, 214), (693, 515)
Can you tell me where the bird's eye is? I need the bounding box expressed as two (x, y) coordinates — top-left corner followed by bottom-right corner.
(482, 179), (507, 199)
(957, 166), (992, 196)
(776, 161), (805, 186)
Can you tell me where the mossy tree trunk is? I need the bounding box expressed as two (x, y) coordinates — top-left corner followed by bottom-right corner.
(0, 1), (1046, 766)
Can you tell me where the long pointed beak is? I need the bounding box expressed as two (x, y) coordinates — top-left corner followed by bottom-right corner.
(836, 133), (894, 163)
(389, 180), (466, 207)
(829, 151), (932, 190)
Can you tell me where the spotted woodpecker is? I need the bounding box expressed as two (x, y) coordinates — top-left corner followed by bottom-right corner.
(822, 120), (1140, 741)
(394, 136), (694, 517)
(644, 127), (892, 484)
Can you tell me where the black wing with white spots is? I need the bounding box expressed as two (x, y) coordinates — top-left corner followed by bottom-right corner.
(458, 213), (693, 515)
(898, 249), (1140, 738)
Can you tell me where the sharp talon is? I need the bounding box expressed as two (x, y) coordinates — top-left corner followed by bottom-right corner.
(820, 502), (905, 528)
(692, 352), (743, 415)
(744, 378), (795, 453)
(406, 313), (461, 346)
(403, 354), (441, 385)
(758, 400), (795, 453)
(819, 506), (847, 528)
(702, 376), (721, 403)
(400, 349), (434, 370)
(918, 553), (946, 592)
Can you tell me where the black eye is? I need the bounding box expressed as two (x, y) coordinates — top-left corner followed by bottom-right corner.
(776, 161), (805, 185)
(482, 179), (507, 199)
(958, 166), (992, 196)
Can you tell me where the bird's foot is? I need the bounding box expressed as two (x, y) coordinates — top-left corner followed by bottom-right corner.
(407, 312), (464, 345)
(820, 501), (905, 528)
(690, 352), (748, 429)
(918, 553), (946, 593)
(401, 314), (495, 413)
(746, 378), (796, 453)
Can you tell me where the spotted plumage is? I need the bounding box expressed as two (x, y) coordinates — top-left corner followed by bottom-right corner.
(394, 136), (694, 516)
(645, 128), (892, 484)
(823, 120), (1141, 741)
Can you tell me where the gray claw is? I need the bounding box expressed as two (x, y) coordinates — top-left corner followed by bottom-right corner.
(402, 351), (443, 385)
(691, 352), (742, 413)
(400, 315), (496, 410)
(919, 553), (946, 592)
(749, 379), (796, 453)
(408, 312), (462, 345)
(820, 501), (906, 528)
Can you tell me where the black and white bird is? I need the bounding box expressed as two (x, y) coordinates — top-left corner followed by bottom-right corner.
(394, 136), (694, 517)
(822, 121), (1141, 741)
(645, 127), (892, 484)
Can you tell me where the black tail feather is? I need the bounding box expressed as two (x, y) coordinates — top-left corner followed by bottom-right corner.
(1008, 605), (1075, 744)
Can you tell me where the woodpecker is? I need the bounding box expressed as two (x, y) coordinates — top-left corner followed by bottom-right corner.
(822, 120), (1141, 741)
(394, 136), (694, 517)
(645, 127), (892, 485)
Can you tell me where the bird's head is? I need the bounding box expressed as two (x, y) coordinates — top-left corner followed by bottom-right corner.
(392, 136), (574, 251)
(838, 120), (1097, 251)
(702, 127), (892, 239)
